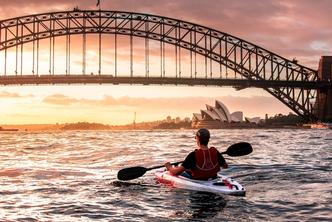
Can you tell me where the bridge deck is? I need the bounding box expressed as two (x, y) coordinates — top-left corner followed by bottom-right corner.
(0, 75), (330, 89)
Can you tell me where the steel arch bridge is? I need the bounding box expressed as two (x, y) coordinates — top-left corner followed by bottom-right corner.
(0, 10), (330, 121)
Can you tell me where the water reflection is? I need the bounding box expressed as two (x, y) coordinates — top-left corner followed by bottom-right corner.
(186, 192), (227, 220)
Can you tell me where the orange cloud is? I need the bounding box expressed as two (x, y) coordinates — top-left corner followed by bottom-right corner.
(0, 91), (32, 98)
(42, 94), (291, 118)
(42, 94), (80, 105)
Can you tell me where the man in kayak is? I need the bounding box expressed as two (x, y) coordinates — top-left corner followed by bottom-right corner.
(165, 128), (228, 180)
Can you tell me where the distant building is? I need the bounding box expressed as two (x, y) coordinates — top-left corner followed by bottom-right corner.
(245, 117), (261, 124)
(184, 117), (191, 123)
(166, 116), (172, 123)
(192, 100), (260, 128)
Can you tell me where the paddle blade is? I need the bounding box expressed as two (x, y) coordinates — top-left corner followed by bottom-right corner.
(225, 142), (252, 156)
(117, 166), (147, 181)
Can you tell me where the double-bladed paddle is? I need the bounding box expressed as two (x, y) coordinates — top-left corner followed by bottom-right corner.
(117, 142), (252, 181)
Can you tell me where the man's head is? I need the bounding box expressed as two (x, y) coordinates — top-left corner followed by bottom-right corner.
(195, 128), (210, 146)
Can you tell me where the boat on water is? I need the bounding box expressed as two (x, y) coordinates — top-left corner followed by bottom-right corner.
(0, 127), (18, 131)
(155, 171), (246, 196)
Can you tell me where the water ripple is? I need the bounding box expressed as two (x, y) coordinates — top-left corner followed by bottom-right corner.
(0, 129), (331, 221)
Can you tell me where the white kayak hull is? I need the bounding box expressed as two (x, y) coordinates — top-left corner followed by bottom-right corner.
(155, 171), (246, 196)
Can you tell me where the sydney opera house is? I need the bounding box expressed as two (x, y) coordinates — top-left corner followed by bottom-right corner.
(192, 100), (261, 128)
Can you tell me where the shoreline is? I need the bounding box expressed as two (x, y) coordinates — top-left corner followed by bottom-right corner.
(0, 123), (322, 131)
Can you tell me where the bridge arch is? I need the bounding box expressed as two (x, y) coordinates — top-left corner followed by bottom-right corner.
(0, 10), (326, 121)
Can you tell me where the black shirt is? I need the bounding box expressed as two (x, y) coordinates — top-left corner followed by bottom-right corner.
(182, 148), (226, 170)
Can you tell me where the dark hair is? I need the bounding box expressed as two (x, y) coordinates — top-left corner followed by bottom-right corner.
(196, 128), (210, 146)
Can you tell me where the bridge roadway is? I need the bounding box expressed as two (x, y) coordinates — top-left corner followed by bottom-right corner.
(0, 75), (330, 89)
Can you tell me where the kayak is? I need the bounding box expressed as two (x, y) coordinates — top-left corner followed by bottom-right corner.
(155, 171), (246, 196)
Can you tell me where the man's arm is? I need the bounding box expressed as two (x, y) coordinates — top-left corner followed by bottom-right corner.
(164, 151), (195, 175)
(218, 152), (228, 169)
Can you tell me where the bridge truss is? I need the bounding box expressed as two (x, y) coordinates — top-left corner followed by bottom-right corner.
(0, 10), (330, 121)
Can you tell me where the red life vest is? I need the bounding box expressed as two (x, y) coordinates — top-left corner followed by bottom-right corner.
(190, 147), (220, 180)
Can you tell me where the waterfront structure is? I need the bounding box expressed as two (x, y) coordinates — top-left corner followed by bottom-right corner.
(245, 117), (261, 124)
(0, 127), (18, 131)
(0, 10), (330, 122)
(192, 100), (260, 128)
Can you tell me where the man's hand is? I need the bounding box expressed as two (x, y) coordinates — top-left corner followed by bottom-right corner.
(164, 162), (185, 175)
(165, 162), (172, 170)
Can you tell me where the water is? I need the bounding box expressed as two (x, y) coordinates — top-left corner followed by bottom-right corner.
(0, 129), (331, 221)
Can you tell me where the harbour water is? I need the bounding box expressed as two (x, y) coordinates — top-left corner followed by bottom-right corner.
(0, 129), (331, 221)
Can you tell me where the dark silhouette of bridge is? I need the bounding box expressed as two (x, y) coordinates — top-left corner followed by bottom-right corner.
(0, 10), (331, 121)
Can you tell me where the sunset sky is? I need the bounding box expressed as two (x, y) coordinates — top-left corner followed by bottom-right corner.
(0, 0), (331, 125)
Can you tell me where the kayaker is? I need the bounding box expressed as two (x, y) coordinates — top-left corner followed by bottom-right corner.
(165, 128), (228, 180)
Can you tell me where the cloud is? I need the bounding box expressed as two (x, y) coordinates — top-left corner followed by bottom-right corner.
(0, 91), (32, 98)
(42, 94), (82, 105)
(42, 94), (291, 118)
(0, 0), (330, 69)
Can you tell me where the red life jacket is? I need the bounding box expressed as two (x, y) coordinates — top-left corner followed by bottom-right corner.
(190, 147), (220, 180)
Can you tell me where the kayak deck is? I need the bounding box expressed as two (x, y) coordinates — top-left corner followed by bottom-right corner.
(155, 171), (246, 196)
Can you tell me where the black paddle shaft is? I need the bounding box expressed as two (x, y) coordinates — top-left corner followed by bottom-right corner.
(117, 142), (252, 181)
(117, 160), (184, 181)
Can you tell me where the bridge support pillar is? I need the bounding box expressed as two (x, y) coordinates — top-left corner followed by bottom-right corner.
(316, 56), (332, 122)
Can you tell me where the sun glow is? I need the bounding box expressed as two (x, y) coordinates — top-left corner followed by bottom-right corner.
(1, 1), (323, 125)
